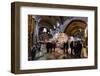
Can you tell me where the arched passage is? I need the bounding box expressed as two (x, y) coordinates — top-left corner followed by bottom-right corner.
(64, 20), (87, 37)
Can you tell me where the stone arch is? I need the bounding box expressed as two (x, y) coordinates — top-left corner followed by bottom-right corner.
(64, 19), (87, 36)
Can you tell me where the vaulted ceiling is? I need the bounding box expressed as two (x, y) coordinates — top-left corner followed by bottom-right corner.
(64, 20), (87, 36)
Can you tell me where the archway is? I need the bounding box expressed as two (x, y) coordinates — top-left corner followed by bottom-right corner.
(64, 20), (87, 38)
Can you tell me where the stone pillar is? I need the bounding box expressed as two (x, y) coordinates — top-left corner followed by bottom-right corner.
(28, 15), (35, 60)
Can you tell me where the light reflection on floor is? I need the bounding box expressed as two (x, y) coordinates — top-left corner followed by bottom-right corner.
(34, 47), (88, 60)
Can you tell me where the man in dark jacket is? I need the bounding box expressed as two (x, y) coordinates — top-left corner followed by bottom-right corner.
(46, 42), (52, 53)
(63, 41), (69, 55)
(70, 41), (74, 57)
(77, 41), (82, 58)
(74, 41), (82, 58)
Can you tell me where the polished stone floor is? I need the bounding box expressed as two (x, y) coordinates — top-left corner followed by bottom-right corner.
(34, 47), (88, 60)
